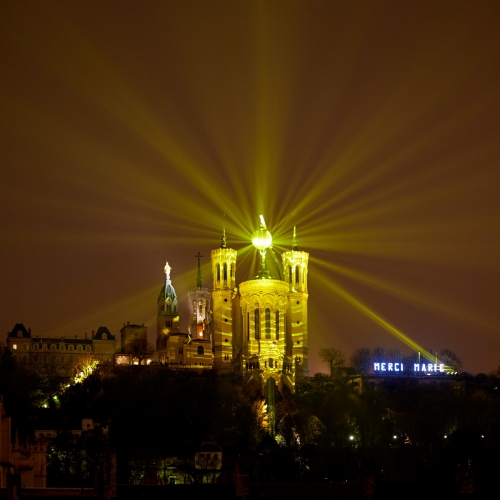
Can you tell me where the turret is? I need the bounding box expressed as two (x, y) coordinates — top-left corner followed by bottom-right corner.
(156, 262), (180, 354)
(282, 223), (309, 379)
(211, 214), (238, 372)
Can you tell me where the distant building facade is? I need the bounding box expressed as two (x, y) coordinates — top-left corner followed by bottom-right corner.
(0, 399), (46, 488)
(5, 324), (116, 377)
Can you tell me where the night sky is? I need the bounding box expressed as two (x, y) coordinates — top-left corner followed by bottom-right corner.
(1, 1), (499, 374)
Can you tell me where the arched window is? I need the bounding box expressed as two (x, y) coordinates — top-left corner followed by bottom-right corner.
(275, 311), (280, 340)
(247, 313), (250, 341)
(197, 345), (204, 355)
(269, 358), (274, 368)
(254, 309), (260, 340)
(288, 266), (292, 284)
(223, 262), (228, 281)
(217, 263), (220, 282)
(265, 308), (271, 339)
(295, 266), (300, 284)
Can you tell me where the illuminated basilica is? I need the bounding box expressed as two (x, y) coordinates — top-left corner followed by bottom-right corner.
(156, 217), (309, 393)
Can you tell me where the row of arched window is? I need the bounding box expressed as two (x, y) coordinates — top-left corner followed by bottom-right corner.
(216, 262), (235, 282)
(250, 309), (281, 340)
(286, 265), (306, 285)
(246, 358), (279, 370)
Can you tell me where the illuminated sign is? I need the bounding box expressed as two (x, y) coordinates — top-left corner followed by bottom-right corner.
(373, 362), (445, 373)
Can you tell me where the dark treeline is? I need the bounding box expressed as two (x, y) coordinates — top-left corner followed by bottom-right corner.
(2, 345), (500, 494)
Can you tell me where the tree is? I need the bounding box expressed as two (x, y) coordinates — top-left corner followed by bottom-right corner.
(318, 347), (345, 377)
(126, 340), (156, 365)
(439, 349), (463, 372)
(350, 348), (371, 375)
(72, 353), (101, 384)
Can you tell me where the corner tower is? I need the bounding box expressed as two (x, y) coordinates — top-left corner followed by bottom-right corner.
(188, 252), (213, 342)
(211, 220), (238, 372)
(156, 262), (180, 356)
(282, 225), (309, 380)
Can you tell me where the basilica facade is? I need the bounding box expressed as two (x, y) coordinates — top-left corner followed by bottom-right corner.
(156, 218), (309, 393)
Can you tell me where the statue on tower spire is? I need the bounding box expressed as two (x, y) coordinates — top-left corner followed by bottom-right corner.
(164, 262), (172, 283)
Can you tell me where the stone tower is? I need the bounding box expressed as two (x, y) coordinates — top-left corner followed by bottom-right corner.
(211, 220), (238, 372)
(187, 252), (213, 342)
(282, 225), (309, 380)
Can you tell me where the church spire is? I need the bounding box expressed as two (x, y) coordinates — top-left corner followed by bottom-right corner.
(292, 213), (298, 251)
(195, 252), (203, 288)
(221, 212), (227, 249)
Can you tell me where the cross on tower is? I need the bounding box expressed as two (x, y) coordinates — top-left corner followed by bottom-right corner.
(195, 252), (203, 288)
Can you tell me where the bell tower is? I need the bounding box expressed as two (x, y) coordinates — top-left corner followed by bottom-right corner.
(282, 224), (309, 379)
(211, 216), (237, 372)
(187, 252), (213, 342)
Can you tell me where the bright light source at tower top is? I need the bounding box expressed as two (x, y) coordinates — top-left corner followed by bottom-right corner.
(251, 215), (272, 251)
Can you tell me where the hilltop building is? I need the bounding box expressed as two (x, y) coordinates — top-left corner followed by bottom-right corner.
(157, 216), (309, 393)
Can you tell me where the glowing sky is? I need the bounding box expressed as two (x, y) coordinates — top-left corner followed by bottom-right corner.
(1, 1), (499, 374)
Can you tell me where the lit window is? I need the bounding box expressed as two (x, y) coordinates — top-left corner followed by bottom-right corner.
(13, 344), (17, 350)
(276, 311), (280, 340)
(265, 308), (271, 339)
(254, 309), (260, 340)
